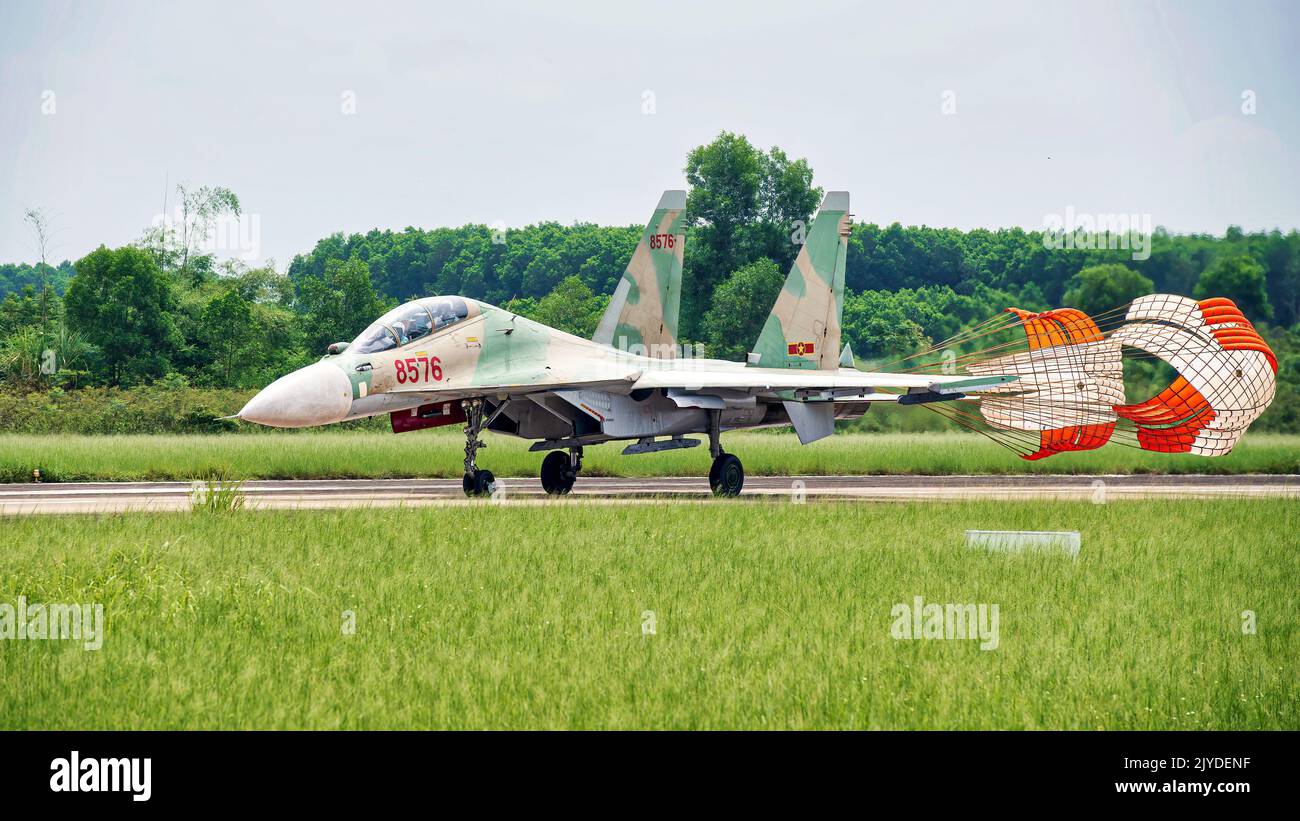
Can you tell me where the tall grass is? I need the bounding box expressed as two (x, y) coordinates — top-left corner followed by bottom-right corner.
(0, 499), (1293, 729)
(190, 471), (247, 513)
(1, 431), (1296, 483)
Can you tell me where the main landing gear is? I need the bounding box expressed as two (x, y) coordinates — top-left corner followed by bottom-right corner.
(466, 403), (744, 498)
(706, 410), (744, 497)
(461, 398), (497, 497)
(540, 447), (583, 495)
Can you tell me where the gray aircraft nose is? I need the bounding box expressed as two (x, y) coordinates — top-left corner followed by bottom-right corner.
(238, 361), (353, 428)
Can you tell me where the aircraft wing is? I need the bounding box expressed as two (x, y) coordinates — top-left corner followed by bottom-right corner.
(627, 369), (1016, 444)
(629, 368), (1016, 394)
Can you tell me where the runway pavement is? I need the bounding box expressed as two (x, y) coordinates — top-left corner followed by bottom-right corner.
(0, 474), (1295, 514)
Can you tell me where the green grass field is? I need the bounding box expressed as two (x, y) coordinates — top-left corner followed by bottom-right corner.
(2, 431), (1297, 482)
(1, 499), (1295, 730)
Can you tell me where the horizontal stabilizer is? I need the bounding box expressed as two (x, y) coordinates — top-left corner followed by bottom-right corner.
(928, 375), (1018, 394)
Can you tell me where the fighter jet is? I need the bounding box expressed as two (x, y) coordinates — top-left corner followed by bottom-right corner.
(236, 190), (1017, 495)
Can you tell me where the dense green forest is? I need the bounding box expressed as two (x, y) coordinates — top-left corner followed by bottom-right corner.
(0, 260), (75, 296)
(2, 132), (1297, 432)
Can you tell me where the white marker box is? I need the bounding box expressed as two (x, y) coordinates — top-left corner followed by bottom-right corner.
(965, 530), (1080, 558)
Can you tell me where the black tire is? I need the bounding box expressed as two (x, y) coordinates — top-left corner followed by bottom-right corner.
(462, 472), (477, 496)
(474, 469), (496, 496)
(709, 453), (744, 497)
(540, 451), (575, 495)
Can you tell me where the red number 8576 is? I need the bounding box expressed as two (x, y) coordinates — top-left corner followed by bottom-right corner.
(395, 356), (443, 384)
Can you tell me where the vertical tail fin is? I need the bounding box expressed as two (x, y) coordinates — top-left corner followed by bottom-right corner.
(593, 190), (687, 358)
(749, 191), (850, 370)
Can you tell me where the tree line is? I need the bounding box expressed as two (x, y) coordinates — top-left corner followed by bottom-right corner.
(2, 132), (1297, 432)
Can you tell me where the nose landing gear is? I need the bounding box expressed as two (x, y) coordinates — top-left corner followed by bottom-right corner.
(540, 447), (582, 495)
(461, 398), (496, 497)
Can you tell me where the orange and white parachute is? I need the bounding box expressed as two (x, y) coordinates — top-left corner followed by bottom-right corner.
(904, 295), (1276, 459)
(1109, 295), (1276, 455)
(966, 307), (1124, 459)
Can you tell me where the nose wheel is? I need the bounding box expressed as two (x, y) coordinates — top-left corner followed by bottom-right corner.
(463, 469), (496, 496)
(540, 448), (581, 495)
(461, 398), (497, 497)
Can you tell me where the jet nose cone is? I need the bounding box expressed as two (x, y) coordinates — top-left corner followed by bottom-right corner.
(238, 362), (353, 428)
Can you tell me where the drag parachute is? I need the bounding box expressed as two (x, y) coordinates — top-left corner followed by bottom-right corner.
(1108, 295), (1276, 455)
(890, 294), (1277, 459)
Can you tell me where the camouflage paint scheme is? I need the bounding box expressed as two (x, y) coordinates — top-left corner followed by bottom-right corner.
(236, 191), (1011, 448)
(751, 192), (849, 370)
(593, 189), (686, 358)
(236, 188), (1274, 475)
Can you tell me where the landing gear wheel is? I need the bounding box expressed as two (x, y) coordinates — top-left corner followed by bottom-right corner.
(467, 469), (495, 497)
(709, 453), (744, 497)
(461, 398), (498, 497)
(540, 451), (577, 495)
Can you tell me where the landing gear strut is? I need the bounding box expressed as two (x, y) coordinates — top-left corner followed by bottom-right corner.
(540, 447), (582, 495)
(461, 398), (496, 496)
(706, 410), (744, 497)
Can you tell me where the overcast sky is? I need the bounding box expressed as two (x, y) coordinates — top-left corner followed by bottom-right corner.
(2, 0), (1298, 269)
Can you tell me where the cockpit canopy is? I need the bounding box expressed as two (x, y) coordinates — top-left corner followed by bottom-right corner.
(350, 296), (471, 354)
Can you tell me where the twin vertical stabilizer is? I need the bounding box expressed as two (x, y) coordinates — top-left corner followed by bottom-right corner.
(593, 190), (687, 358)
(749, 191), (850, 370)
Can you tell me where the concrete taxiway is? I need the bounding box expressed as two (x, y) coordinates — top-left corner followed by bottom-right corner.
(0, 474), (1295, 514)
